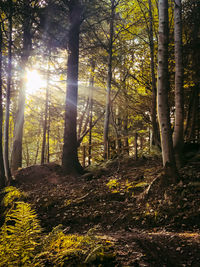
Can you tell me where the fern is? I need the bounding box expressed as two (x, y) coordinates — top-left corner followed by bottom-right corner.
(1, 186), (26, 208)
(34, 226), (115, 266)
(0, 187), (115, 266)
(0, 201), (42, 266)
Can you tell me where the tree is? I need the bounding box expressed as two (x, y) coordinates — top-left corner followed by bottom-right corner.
(183, 0), (200, 143)
(62, 0), (84, 174)
(88, 60), (95, 165)
(4, 0), (13, 183)
(148, 0), (160, 148)
(157, 0), (178, 182)
(11, 0), (33, 172)
(0, 18), (6, 188)
(173, 0), (184, 167)
(103, 0), (116, 159)
(41, 51), (51, 165)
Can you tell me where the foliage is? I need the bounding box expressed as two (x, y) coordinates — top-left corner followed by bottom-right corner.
(147, 146), (162, 158)
(0, 201), (42, 266)
(1, 186), (26, 208)
(106, 177), (148, 194)
(0, 0), (199, 170)
(34, 225), (115, 266)
(0, 187), (115, 266)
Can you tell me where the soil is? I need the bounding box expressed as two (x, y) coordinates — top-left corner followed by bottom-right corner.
(13, 155), (200, 267)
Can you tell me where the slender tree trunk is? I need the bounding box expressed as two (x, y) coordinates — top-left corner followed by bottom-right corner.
(148, 0), (160, 148)
(115, 107), (122, 154)
(104, 0), (115, 159)
(62, 1), (83, 174)
(88, 60), (95, 165)
(24, 143), (29, 167)
(77, 99), (89, 140)
(184, 87), (194, 141)
(173, 0), (184, 168)
(0, 21), (6, 188)
(123, 111), (129, 155)
(4, 0), (13, 183)
(185, 86), (199, 142)
(79, 100), (90, 138)
(34, 139), (40, 165)
(11, 0), (32, 172)
(157, 0), (178, 183)
(77, 111), (105, 146)
(47, 112), (50, 163)
(135, 132), (138, 160)
(41, 52), (50, 164)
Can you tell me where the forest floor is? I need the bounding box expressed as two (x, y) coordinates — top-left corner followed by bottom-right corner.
(14, 154), (200, 267)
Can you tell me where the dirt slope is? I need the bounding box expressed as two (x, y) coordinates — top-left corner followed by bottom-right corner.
(14, 156), (200, 266)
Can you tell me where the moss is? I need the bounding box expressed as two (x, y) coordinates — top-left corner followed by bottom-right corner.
(106, 178), (148, 194)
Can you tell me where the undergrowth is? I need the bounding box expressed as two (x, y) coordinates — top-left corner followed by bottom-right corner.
(0, 186), (115, 267)
(106, 177), (148, 194)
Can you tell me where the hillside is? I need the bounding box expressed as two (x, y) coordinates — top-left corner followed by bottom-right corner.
(10, 155), (200, 266)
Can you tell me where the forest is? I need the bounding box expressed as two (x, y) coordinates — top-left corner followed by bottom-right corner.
(0, 0), (200, 266)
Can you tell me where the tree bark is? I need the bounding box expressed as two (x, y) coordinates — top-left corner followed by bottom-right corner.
(88, 60), (95, 165)
(41, 52), (50, 164)
(103, 0), (115, 159)
(62, 1), (83, 174)
(115, 107), (122, 154)
(123, 111), (129, 155)
(0, 20), (6, 188)
(11, 0), (32, 172)
(173, 0), (184, 168)
(184, 86), (199, 142)
(148, 0), (160, 148)
(157, 0), (179, 183)
(184, 3), (200, 143)
(4, 0), (13, 183)
(47, 111), (50, 163)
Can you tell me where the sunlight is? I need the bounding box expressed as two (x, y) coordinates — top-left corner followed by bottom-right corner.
(26, 70), (46, 95)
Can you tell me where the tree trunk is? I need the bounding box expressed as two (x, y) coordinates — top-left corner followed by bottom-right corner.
(184, 6), (200, 143)
(62, 1), (83, 174)
(115, 107), (122, 154)
(24, 142), (30, 167)
(77, 99), (89, 140)
(34, 139), (40, 165)
(173, 0), (184, 168)
(157, 0), (178, 183)
(135, 132), (138, 160)
(4, 0), (13, 183)
(47, 112), (50, 163)
(88, 60), (95, 165)
(184, 86), (199, 142)
(11, 0), (32, 172)
(41, 52), (50, 164)
(148, 0), (160, 148)
(0, 20), (6, 188)
(123, 112), (129, 155)
(103, 0), (115, 159)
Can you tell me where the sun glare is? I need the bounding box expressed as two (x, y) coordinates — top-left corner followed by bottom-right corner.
(26, 70), (46, 95)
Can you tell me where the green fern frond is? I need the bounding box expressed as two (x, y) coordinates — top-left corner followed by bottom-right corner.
(0, 201), (42, 266)
(1, 186), (26, 208)
(34, 226), (114, 266)
(0, 187), (115, 266)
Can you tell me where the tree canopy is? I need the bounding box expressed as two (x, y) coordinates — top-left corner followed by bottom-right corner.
(0, 0), (199, 184)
